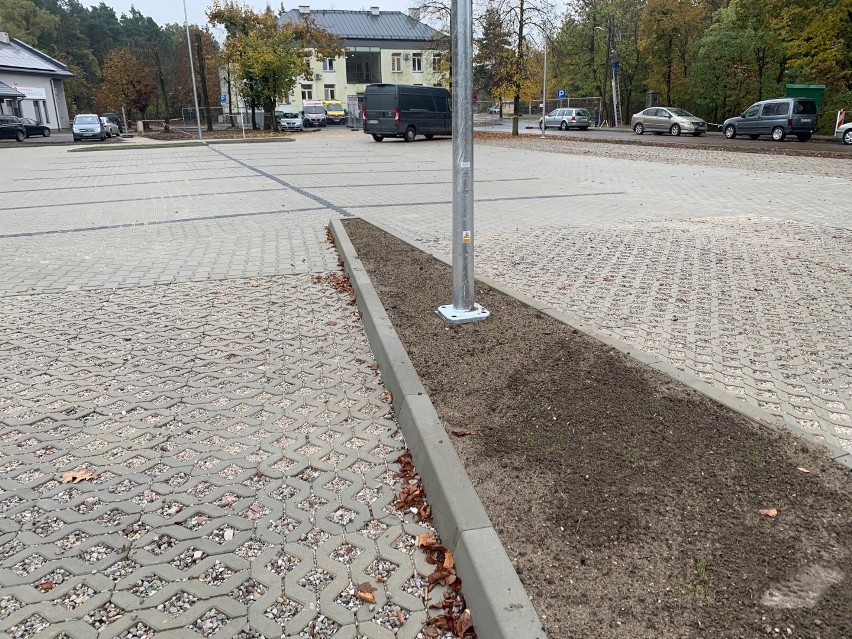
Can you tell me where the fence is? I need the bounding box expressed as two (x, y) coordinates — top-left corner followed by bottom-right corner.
(475, 97), (605, 126)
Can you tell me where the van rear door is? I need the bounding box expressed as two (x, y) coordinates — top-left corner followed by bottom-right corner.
(365, 85), (397, 136)
(791, 100), (817, 132)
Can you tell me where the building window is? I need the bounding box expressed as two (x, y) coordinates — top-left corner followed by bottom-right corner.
(301, 84), (313, 101)
(391, 53), (402, 72)
(323, 57), (335, 72)
(432, 53), (442, 72)
(324, 85), (336, 100)
(412, 53), (422, 72)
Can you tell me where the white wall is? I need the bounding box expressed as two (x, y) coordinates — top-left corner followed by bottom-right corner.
(0, 71), (69, 130)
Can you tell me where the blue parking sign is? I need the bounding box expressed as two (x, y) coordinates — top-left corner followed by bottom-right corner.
(557, 88), (566, 99)
(219, 94), (227, 104)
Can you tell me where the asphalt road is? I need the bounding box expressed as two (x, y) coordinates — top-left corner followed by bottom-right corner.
(475, 117), (852, 155)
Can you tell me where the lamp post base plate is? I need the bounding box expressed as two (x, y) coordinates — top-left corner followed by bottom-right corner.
(436, 303), (490, 324)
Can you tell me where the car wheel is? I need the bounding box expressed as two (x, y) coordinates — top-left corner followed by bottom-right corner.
(43, 128), (50, 137)
(724, 125), (736, 139)
(771, 126), (785, 141)
(15, 130), (25, 142)
(372, 134), (384, 142)
(670, 123), (681, 136)
(633, 122), (644, 135)
(796, 133), (811, 142)
(749, 134), (760, 140)
(424, 134), (434, 139)
(403, 126), (416, 142)
(844, 129), (852, 145)
(560, 121), (568, 131)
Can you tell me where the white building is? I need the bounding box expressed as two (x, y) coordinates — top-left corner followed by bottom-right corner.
(0, 32), (73, 130)
(219, 5), (446, 120)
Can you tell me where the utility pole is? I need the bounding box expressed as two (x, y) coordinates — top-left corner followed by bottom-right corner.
(182, 0), (203, 142)
(437, 0), (489, 324)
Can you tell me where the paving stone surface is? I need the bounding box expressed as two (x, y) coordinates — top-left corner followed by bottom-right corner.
(1, 131), (849, 639)
(0, 141), (447, 639)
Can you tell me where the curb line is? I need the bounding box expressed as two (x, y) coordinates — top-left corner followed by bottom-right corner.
(359, 218), (852, 472)
(329, 218), (548, 639)
(67, 137), (295, 152)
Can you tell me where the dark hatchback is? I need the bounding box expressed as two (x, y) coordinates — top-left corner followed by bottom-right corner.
(20, 117), (51, 137)
(100, 112), (123, 133)
(0, 115), (26, 142)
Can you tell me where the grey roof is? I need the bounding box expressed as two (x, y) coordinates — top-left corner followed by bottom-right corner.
(0, 80), (25, 98)
(281, 9), (438, 42)
(0, 38), (73, 78)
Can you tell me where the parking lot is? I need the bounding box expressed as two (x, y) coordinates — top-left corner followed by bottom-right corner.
(0, 130), (849, 636)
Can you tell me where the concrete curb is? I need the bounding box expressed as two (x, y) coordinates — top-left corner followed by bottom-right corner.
(359, 217), (852, 473)
(328, 218), (547, 639)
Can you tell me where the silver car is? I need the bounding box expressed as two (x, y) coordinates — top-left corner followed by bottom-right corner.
(277, 112), (303, 132)
(836, 121), (852, 145)
(538, 108), (591, 131)
(631, 107), (706, 136)
(100, 117), (119, 137)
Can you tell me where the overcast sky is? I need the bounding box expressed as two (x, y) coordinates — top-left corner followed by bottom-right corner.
(86, 0), (417, 30)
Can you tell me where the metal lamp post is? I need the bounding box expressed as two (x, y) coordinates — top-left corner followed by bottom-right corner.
(436, 0), (490, 324)
(182, 0), (204, 142)
(540, 36), (547, 139)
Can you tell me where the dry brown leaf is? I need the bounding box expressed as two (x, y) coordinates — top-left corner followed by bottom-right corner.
(382, 391), (393, 404)
(355, 582), (376, 594)
(759, 508), (778, 518)
(376, 576), (387, 583)
(443, 550), (455, 570)
(454, 608), (473, 636)
(797, 467), (811, 473)
(355, 591), (376, 603)
(59, 468), (98, 484)
(39, 581), (55, 592)
(450, 430), (481, 437)
(417, 532), (438, 548)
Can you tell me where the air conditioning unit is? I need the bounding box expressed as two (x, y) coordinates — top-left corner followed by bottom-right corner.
(403, 54), (411, 60)
(314, 73), (322, 80)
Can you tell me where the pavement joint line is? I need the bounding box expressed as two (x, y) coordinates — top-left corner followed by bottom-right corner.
(329, 218), (548, 639)
(345, 190), (627, 210)
(64, 137), (296, 152)
(360, 216), (852, 473)
(208, 146), (355, 218)
(4, 174), (262, 191)
(0, 205), (328, 239)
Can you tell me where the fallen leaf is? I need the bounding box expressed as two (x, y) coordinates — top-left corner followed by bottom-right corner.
(356, 582), (376, 594)
(797, 467), (811, 474)
(59, 468), (98, 484)
(450, 430), (481, 437)
(443, 550), (455, 570)
(759, 508), (778, 518)
(355, 591), (376, 603)
(39, 581), (55, 592)
(325, 320), (338, 326)
(376, 576), (387, 583)
(382, 391), (393, 404)
(454, 608), (473, 636)
(368, 363), (378, 370)
(417, 532), (438, 548)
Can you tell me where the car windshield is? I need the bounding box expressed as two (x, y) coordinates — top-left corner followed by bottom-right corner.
(281, 113), (299, 119)
(325, 103), (343, 110)
(668, 108), (695, 117)
(75, 115), (99, 124)
(304, 106), (324, 114)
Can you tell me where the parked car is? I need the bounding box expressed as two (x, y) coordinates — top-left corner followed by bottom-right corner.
(631, 107), (707, 136)
(100, 117), (119, 137)
(277, 111), (303, 132)
(363, 83), (452, 142)
(302, 100), (327, 127)
(100, 112), (123, 133)
(488, 104), (501, 114)
(0, 115), (27, 142)
(19, 117), (51, 137)
(72, 113), (107, 141)
(836, 121), (852, 145)
(538, 108), (591, 130)
(322, 100), (346, 124)
(722, 97), (818, 141)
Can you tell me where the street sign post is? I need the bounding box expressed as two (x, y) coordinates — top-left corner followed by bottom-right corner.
(219, 94), (227, 105)
(557, 88), (566, 99)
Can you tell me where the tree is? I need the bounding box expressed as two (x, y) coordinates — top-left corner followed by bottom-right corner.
(0, 0), (59, 45)
(96, 46), (157, 117)
(209, 2), (344, 130)
(474, 4), (514, 113)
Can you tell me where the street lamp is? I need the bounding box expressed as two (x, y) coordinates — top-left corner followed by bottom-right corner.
(540, 35), (547, 139)
(183, 0), (204, 142)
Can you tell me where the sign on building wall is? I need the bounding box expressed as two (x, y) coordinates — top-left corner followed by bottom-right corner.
(14, 85), (47, 100)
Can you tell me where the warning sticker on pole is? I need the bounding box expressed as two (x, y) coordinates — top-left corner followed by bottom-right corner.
(462, 231), (472, 244)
